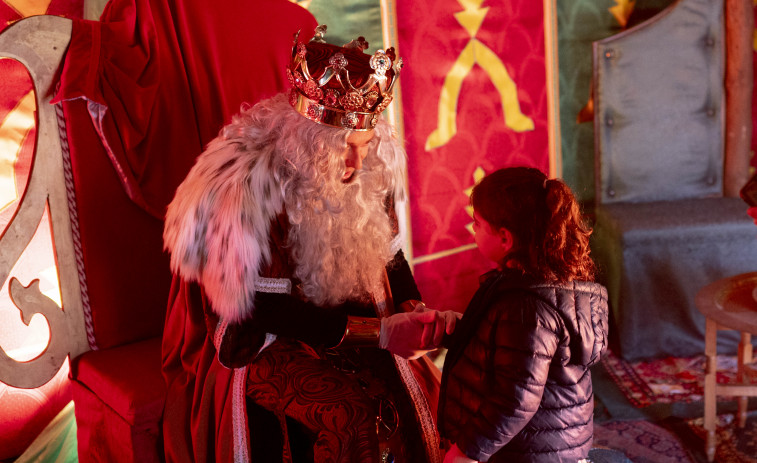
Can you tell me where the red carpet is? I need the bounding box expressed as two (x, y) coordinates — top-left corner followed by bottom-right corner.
(595, 414), (757, 463)
(663, 412), (757, 463)
(686, 413), (757, 463)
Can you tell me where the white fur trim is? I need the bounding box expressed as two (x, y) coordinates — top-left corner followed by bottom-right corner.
(390, 234), (403, 257)
(164, 138), (284, 323)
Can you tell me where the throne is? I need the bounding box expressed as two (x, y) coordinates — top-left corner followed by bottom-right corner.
(0, 15), (171, 462)
(0, 0), (315, 460)
(590, 0), (756, 360)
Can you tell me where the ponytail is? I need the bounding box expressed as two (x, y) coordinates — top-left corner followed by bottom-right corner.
(543, 179), (595, 282)
(471, 168), (595, 282)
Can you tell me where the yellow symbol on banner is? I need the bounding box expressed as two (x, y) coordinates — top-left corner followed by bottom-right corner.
(3, 0), (53, 17)
(425, 0), (534, 152)
(463, 166), (486, 235)
(0, 90), (35, 211)
(609, 0), (636, 29)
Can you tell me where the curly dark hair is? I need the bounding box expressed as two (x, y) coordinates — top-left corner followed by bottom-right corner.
(470, 167), (595, 282)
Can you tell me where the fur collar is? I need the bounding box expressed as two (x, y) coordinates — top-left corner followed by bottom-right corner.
(164, 136), (283, 323)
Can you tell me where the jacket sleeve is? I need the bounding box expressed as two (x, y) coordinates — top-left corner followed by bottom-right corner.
(253, 248), (418, 345)
(251, 292), (350, 347)
(455, 295), (562, 461)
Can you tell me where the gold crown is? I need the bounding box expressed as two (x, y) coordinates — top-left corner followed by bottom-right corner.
(287, 25), (403, 131)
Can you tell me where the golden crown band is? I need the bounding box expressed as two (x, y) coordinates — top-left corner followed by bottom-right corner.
(290, 89), (383, 131)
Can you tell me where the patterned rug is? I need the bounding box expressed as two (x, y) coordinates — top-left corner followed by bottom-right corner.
(665, 412), (757, 463)
(600, 349), (748, 408)
(593, 419), (695, 463)
(594, 414), (757, 463)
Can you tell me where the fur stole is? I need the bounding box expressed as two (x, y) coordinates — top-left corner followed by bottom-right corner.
(163, 136), (283, 323)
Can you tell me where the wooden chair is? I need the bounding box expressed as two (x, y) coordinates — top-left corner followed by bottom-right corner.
(695, 271), (757, 462)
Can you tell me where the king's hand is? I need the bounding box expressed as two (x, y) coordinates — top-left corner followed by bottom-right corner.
(379, 309), (460, 359)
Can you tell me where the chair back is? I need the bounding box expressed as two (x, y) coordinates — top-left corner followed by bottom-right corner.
(593, 0), (725, 204)
(0, 13), (173, 384)
(0, 16), (90, 389)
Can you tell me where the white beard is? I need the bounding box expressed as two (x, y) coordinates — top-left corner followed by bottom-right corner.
(164, 94), (407, 322)
(286, 163), (395, 307)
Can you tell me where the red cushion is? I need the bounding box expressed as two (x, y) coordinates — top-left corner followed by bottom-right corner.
(73, 381), (163, 463)
(72, 337), (165, 426)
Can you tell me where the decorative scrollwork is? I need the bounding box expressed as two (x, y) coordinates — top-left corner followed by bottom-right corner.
(0, 16), (89, 390)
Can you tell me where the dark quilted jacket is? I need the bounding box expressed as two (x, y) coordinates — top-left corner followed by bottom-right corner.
(438, 269), (609, 462)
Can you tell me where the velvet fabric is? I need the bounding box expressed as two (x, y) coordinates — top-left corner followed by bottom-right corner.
(55, 0), (315, 351)
(72, 338), (166, 425)
(54, 0), (317, 219)
(72, 338), (165, 463)
(61, 97), (170, 351)
(73, 380), (162, 463)
(592, 197), (757, 360)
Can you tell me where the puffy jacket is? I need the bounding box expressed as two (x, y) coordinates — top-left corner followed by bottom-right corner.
(438, 269), (609, 462)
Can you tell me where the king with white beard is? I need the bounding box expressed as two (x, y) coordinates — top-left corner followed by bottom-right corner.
(160, 27), (459, 463)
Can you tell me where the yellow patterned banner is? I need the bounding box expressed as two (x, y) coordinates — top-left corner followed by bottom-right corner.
(396, 0), (554, 310)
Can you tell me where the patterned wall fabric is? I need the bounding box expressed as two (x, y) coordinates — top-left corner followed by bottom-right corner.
(395, 0), (552, 312)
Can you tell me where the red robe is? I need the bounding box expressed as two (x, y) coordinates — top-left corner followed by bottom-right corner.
(162, 206), (443, 462)
(161, 267), (443, 462)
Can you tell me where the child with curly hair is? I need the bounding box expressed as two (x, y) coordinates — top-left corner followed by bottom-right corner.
(439, 167), (609, 463)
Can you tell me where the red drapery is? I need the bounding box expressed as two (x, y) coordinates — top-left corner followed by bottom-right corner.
(55, 0), (316, 219)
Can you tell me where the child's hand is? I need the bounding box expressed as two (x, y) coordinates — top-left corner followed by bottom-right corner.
(411, 302), (462, 348)
(379, 311), (438, 359)
(443, 444), (478, 463)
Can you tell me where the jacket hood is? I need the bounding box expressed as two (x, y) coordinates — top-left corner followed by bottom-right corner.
(528, 281), (609, 368)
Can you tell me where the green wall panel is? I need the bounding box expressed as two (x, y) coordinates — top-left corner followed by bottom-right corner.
(301, 0), (384, 53)
(556, 0), (674, 203)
